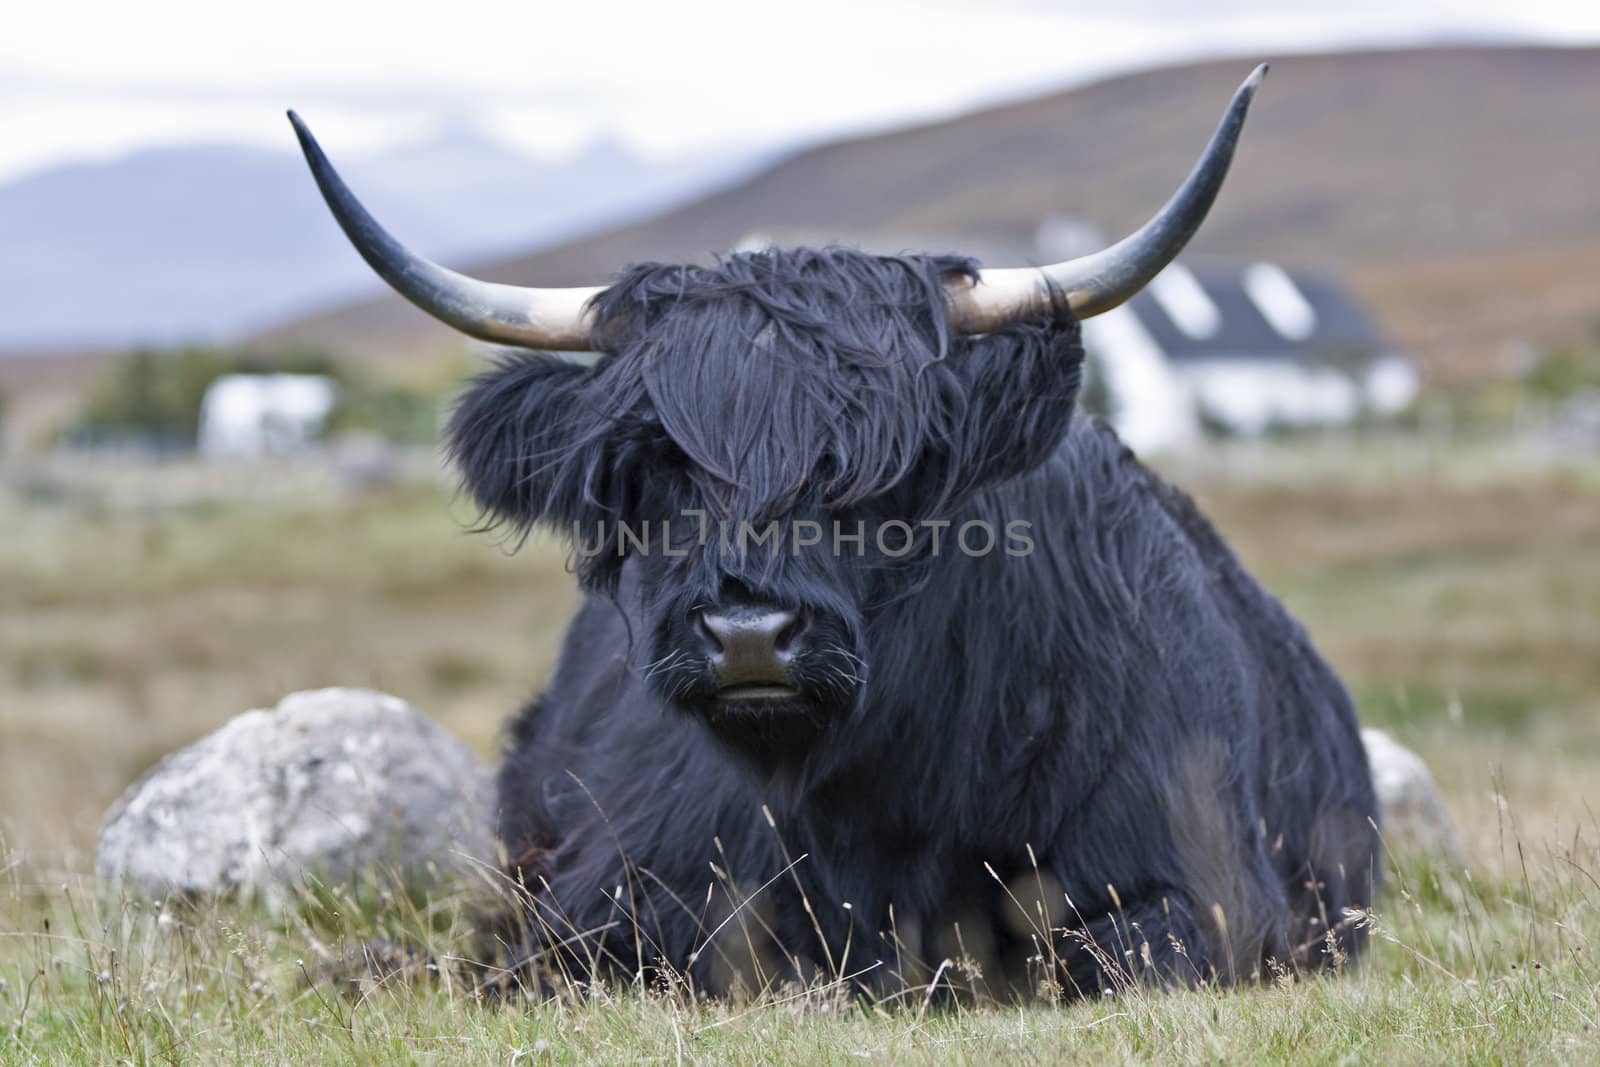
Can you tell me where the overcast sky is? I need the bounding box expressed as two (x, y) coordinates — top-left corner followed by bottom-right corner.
(4, 0), (1598, 183)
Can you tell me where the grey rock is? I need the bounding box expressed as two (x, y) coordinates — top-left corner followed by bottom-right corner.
(96, 688), (496, 902)
(1362, 728), (1461, 861)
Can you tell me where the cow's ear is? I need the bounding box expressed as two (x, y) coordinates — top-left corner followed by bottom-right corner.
(947, 314), (1084, 491)
(445, 354), (599, 531)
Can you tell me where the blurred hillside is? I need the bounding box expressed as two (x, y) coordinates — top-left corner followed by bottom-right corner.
(258, 46), (1600, 383)
(0, 123), (773, 352)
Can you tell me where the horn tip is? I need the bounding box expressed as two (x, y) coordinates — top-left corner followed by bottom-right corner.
(286, 111), (322, 163)
(1244, 63), (1269, 90)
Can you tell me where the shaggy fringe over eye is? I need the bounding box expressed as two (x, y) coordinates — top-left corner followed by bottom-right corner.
(446, 246), (1084, 588)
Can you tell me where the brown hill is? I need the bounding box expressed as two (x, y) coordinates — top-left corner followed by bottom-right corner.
(258, 46), (1600, 382)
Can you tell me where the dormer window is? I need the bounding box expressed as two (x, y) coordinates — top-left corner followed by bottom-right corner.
(1242, 262), (1317, 341)
(1149, 262), (1222, 340)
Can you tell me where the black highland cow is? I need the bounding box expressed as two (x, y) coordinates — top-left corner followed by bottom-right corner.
(290, 65), (1379, 999)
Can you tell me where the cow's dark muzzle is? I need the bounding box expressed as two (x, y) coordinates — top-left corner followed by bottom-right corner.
(697, 605), (808, 702)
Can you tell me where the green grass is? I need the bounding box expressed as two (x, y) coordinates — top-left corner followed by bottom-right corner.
(3, 444), (1600, 1062)
(2, 845), (1597, 1064)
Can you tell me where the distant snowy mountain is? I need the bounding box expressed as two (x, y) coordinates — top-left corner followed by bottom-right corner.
(0, 123), (773, 353)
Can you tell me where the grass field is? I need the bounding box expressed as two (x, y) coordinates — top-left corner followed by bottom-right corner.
(2, 440), (1599, 1063)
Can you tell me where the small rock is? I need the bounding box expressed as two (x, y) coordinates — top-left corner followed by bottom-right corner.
(1361, 728), (1461, 861)
(97, 688), (495, 902)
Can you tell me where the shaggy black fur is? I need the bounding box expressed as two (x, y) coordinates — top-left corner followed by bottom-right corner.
(446, 247), (1379, 1000)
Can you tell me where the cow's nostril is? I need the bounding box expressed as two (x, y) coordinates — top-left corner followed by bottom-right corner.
(775, 610), (808, 653)
(696, 612), (725, 656)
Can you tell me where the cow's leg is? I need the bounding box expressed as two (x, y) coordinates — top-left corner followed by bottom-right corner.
(1281, 803), (1380, 971)
(1055, 891), (1213, 994)
(1054, 884), (1291, 994)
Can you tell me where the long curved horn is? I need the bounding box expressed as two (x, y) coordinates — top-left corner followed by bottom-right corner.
(944, 64), (1267, 334)
(287, 112), (602, 351)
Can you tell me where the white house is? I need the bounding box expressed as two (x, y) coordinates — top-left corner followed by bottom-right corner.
(197, 374), (338, 459)
(1080, 258), (1419, 454)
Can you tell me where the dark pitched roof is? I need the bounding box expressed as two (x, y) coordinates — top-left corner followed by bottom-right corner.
(1125, 258), (1391, 363)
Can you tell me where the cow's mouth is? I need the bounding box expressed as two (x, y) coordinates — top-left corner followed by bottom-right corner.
(702, 682), (826, 756)
(713, 683), (804, 704)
